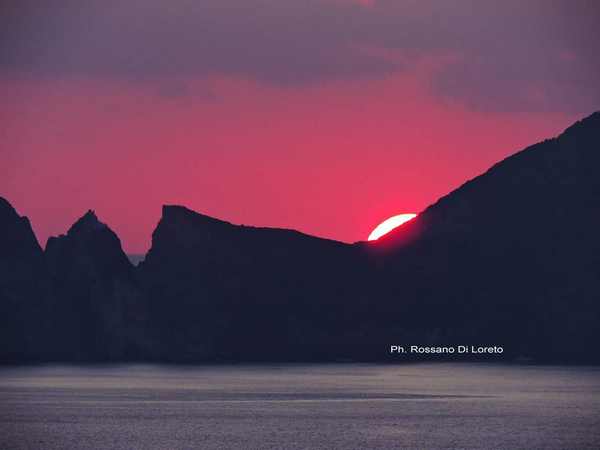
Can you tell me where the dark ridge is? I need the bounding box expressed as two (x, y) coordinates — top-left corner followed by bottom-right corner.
(0, 197), (43, 258)
(67, 209), (107, 235)
(160, 204), (348, 245)
(365, 110), (600, 363)
(0, 196), (18, 217)
(372, 109), (600, 248)
(1, 111), (599, 364)
(161, 204), (232, 227)
(42, 209), (147, 362)
(0, 197), (48, 362)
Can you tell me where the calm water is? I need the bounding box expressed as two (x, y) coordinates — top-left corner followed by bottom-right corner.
(1, 364), (599, 449)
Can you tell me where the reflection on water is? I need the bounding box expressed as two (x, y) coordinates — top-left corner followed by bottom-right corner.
(1, 364), (599, 449)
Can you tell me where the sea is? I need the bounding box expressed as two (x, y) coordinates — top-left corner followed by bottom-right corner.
(1, 363), (599, 449)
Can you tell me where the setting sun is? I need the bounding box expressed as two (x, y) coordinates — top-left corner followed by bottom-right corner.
(368, 213), (417, 241)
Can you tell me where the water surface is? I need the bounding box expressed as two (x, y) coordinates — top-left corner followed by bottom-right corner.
(1, 364), (599, 449)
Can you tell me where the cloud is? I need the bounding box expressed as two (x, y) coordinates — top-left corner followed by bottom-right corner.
(1, 0), (598, 112)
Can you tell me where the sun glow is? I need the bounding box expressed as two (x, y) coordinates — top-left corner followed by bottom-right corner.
(368, 213), (417, 241)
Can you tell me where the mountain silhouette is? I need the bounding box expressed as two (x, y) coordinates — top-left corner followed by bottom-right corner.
(44, 210), (150, 361)
(138, 205), (368, 361)
(0, 198), (49, 361)
(366, 111), (600, 361)
(1, 111), (599, 363)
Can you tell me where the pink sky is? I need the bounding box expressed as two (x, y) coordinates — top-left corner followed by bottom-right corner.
(1, 1), (597, 253)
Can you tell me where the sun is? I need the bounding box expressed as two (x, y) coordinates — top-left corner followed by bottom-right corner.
(368, 213), (417, 241)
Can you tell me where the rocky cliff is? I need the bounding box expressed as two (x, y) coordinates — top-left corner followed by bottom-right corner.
(1, 112), (599, 363)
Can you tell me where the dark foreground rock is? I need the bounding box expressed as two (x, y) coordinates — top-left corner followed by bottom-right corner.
(1, 112), (599, 363)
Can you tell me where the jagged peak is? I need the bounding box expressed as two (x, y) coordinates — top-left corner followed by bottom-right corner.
(67, 209), (108, 235)
(0, 196), (43, 253)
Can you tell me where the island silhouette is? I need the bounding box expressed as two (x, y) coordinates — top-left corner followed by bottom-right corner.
(1, 112), (599, 364)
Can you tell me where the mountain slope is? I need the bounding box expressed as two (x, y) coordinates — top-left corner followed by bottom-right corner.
(376, 111), (600, 249)
(44, 210), (150, 361)
(0, 198), (49, 361)
(368, 111), (600, 361)
(1, 111), (599, 363)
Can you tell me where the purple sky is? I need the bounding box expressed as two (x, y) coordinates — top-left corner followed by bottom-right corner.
(1, 0), (599, 252)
